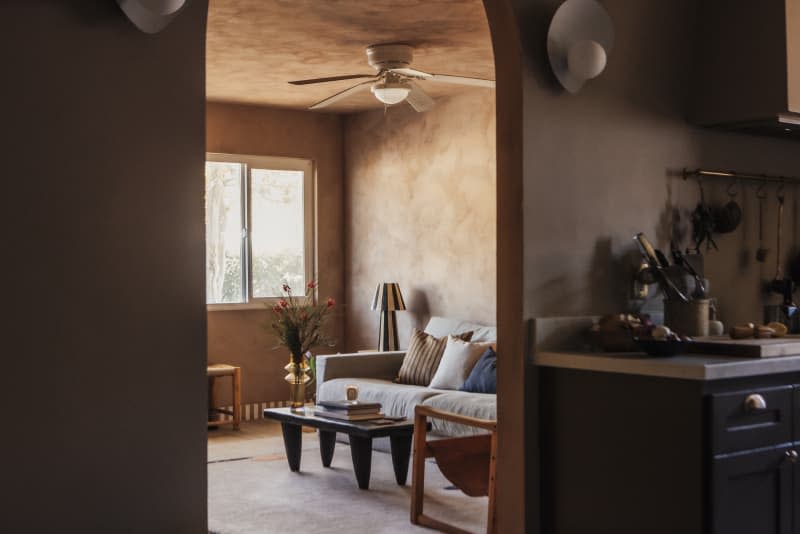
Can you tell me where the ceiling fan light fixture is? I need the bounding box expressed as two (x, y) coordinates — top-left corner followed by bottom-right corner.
(371, 79), (411, 105)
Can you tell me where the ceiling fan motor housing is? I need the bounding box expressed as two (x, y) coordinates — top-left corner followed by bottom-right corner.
(366, 44), (414, 71)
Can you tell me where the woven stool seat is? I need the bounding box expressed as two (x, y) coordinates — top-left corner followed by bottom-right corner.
(207, 363), (241, 430)
(207, 363), (238, 377)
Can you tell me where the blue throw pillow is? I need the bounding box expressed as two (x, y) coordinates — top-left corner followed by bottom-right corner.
(459, 347), (496, 394)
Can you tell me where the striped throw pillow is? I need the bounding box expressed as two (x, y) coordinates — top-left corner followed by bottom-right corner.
(396, 329), (474, 386)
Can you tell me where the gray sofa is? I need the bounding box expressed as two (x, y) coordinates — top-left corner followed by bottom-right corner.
(316, 316), (496, 439)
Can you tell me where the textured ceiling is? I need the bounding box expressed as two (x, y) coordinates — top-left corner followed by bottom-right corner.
(206, 0), (494, 113)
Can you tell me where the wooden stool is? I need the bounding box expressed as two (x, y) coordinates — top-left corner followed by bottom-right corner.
(207, 364), (241, 431)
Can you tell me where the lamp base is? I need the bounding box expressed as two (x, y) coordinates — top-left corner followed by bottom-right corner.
(378, 311), (400, 351)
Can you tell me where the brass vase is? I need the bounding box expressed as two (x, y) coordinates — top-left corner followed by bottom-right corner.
(284, 357), (311, 410)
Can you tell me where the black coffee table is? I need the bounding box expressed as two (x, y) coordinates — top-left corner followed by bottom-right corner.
(263, 407), (424, 490)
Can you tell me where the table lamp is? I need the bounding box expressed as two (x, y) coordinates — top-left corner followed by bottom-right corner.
(371, 282), (406, 351)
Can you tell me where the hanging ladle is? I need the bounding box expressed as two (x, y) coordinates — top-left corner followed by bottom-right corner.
(768, 182), (798, 318)
(756, 183), (768, 262)
(775, 183), (786, 280)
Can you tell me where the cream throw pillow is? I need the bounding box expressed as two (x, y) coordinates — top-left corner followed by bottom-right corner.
(396, 329), (473, 386)
(428, 336), (494, 390)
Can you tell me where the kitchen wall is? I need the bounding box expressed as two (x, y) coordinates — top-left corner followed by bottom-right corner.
(0, 1), (207, 531)
(343, 90), (497, 351)
(206, 103), (344, 405)
(517, 0), (800, 330)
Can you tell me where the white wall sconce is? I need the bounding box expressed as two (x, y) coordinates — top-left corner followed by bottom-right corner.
(547, 0), (614, 94)
(116, 0), (188, 34)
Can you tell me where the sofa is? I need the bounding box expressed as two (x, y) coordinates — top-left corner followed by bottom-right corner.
(316, 316), (496, 439)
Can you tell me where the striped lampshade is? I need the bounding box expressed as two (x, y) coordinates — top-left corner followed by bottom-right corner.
(371, 282), (406, 311)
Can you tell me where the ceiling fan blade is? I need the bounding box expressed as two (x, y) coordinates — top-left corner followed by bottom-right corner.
(309, 80), (373, 110)
(406, 82), (436, 112)
(427, 74), (495, 88)
(289, 74), (375, 86)
(390, 67), (433, 78)
(390, 68), (495, 88)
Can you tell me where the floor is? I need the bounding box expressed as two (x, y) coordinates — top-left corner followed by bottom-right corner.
(208, 419), (489, 533)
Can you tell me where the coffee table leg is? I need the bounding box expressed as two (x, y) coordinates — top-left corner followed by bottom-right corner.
(319, 430), (336, 467)
(280, 422), (302, 472)
(349, 435), (373, 490)
(389, 433), (413, 485)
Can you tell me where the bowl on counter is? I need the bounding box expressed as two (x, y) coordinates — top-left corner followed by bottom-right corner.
(633, 337), (690, 357)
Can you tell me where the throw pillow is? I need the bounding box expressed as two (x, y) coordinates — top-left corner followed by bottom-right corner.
(429, 336), (494, 390)
(459, 347), (497, 394)
(396, 329), (473, 386)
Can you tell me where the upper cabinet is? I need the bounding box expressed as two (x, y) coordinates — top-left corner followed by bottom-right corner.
(691, 0), (800, 138)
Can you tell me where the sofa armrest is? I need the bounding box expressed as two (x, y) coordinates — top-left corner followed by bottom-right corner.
(315, 351), (405, 397)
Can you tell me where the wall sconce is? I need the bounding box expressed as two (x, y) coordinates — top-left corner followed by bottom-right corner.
(116, 0), (188, 34)
(547, 0), (614, 94)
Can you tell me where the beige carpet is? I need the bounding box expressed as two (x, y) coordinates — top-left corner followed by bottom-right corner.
(208, 420), (489, 534)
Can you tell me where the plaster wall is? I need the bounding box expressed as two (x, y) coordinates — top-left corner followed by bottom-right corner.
(343, 90), (497, 351)
(206, 103), (344, 405)
(518, 0), (800, 329)
(0, 1), (208, 531)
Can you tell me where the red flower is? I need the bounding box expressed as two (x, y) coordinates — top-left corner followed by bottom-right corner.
(272, 305), (283, 314)
(326, 297), (335, 308)
(279, 299), (289, 308)
(282, 284), (291, 293)
(307, 280), (318, 290)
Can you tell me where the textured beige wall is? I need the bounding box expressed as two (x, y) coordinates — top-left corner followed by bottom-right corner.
(343, 90), (497, 351)
(518, 0), (800, 330)
(206, 103), (344, 405)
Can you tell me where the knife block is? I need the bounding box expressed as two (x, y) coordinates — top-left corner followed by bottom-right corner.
(664, 299), (710, 337)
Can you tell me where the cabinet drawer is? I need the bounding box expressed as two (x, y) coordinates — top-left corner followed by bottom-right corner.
(710, 386), (793, 454)
(795, 387), (799, 441)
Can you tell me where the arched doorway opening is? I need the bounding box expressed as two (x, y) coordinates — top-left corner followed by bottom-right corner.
(204, 0), (525, 531)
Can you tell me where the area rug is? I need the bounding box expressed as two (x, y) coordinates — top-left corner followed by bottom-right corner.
(208, 423), (488, 533)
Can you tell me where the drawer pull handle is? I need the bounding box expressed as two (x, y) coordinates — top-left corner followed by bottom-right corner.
(744, 394), (767, 412)
(786, 450), (799, 464)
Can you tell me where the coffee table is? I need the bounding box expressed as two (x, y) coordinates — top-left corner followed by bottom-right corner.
(263, 407), (425, 490)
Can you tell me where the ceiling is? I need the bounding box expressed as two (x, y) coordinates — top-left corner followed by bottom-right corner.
(206, 0), (495, 113)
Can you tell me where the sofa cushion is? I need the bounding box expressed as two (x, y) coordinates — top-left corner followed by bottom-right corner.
(424, 316), (496, 343)
(318, 378), (442, 420)
(396, 329), (473, 386)
(460, 347), (497, 394)
(428, 337), (494, 390)
(421, 391), (497, 437)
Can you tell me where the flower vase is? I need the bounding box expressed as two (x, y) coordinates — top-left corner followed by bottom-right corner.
(284, 357), (311, 410)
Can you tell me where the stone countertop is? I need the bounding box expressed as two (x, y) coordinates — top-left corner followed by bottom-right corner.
(535, 350), (800, 381)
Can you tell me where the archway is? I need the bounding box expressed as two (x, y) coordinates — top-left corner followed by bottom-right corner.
(204, 0), (527, 531)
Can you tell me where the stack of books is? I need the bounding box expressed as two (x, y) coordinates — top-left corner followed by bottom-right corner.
(314, 400), (383, 421)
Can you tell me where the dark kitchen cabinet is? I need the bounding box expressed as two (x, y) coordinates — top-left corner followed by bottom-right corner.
(711, 445), (794, 534)
(691, 0), (800, 138)
(541, 370), (800, 534)
(796, 451), (800, 534)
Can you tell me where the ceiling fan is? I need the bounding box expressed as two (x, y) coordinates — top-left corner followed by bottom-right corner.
(288, 44), (495, 112)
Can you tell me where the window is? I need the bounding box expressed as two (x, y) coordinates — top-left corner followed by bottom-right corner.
(205, 153), (314, 307)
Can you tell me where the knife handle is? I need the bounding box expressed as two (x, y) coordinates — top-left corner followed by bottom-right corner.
(635, 233), (659, 265)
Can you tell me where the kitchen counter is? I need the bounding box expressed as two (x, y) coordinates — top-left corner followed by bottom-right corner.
(535, 350), (800, 380)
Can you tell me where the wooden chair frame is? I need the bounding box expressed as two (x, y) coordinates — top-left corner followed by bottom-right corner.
(411, 405), (497, 534)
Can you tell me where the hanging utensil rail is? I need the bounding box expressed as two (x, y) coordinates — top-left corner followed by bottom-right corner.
(683, 168), (800, 185)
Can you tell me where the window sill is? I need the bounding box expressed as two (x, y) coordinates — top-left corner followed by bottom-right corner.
(207, 297), (314, 312)
(207, 303), (268, 312)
